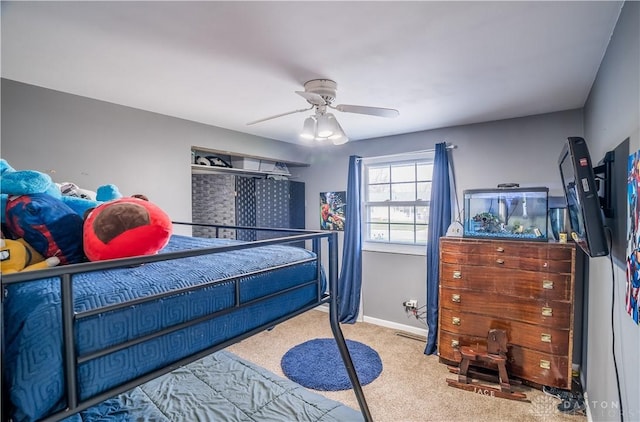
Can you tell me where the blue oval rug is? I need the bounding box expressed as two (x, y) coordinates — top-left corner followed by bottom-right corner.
(280, 338), (383, 391)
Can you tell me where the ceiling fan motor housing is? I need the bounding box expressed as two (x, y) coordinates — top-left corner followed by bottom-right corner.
(304, 79), (337, 104)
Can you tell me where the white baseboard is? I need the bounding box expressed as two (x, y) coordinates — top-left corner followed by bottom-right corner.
(363, 315), (428, 337)
(314, 304), (329, 313)
(313, 305), (428, 338)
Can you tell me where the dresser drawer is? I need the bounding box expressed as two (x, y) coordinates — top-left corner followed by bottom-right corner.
(438, 330), (464, 362)
(440, 238), (574, 261)
(440, 249), (572, 273)
(509, 346), (571, 389)
(438, 331), (571, 389)
(440, 287), (572, 328)
(440, 263), (572, 301)
(439, 308), (570, 355)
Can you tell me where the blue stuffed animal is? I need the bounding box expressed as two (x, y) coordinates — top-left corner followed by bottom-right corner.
(0, 159), (121, 220)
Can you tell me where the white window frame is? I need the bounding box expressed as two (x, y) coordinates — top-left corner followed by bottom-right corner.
(361, 151), (435, 255)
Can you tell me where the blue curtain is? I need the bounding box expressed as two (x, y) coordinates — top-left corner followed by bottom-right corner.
(424, 143), (452, 355)
(338, 155), (362, 323)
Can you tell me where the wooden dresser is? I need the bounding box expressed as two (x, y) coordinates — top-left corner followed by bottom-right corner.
(437, 237), (579, 389)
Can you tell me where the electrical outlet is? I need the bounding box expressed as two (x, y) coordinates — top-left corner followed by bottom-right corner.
(404, 299), (418, 309)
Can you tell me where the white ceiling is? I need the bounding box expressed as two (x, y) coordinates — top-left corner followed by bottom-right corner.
(1, 1), (623, 145)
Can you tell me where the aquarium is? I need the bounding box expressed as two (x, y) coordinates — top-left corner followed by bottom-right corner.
(463, 187), (549, 241)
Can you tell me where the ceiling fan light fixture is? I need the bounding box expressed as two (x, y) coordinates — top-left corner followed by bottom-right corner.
(248, 79), (399, 145)
(316, 113), (336, 138)
(330, 133), (349, 145)
(300, 116), (316, 140)
(328, 119), (348, 145)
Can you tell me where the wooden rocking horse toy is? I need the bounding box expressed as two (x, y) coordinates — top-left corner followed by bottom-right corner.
(446, 329), (529, 402)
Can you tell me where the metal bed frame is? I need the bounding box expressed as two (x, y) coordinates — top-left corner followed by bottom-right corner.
(1, 222), (372, 422)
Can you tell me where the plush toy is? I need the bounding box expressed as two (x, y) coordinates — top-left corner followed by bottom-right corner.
(96, 184), (122, 202)
(0, 238), (60, 274)
(0, 159), (61, 198)
(83, 197), (172, 261)
(59, 182), (97, 201)
(4, 194), (85, 265)
(1, 159), (167, 265)
(1, 159), (122, 219)
(1, 159), (62, 223)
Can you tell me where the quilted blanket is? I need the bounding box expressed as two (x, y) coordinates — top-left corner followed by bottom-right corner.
(4, 235), (324, 421)
(70, 351), (364, 421)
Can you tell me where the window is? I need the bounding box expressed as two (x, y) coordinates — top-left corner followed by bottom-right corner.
(362, 152), (434, 253)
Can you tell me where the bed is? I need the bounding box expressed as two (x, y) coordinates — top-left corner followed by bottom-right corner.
(1, 222), (372, 422)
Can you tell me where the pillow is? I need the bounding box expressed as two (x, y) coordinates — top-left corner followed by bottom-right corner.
(4, 193), (85, 264)
(83, 197), (172, 261)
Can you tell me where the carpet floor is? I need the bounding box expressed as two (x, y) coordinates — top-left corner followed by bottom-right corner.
(228, 309), (587, 422)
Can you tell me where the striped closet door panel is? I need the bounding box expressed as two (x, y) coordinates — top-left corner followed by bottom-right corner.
(191, 173), (236, 239)
(235, 176), (256, 241)
(289, 181), (306, 248)
(255, 179), (290, 240)
(289, 181), (305, 229)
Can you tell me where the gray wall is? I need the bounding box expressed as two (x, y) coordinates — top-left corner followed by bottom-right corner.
(582, 1), (639, 420)
(0, 79), (311, 235)
(297, 110), (583, 331)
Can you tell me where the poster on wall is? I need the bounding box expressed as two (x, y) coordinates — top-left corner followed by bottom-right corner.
(626, 151), (640, 324)
(320, 191), (346, 231)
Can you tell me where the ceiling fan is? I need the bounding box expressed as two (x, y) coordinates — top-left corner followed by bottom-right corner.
(247, 79), (399, 145)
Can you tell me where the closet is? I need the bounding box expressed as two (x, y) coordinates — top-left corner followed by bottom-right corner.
(191, 173), (305, 240)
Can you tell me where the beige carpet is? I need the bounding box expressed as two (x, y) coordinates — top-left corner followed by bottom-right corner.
(227, 310), (586, 422)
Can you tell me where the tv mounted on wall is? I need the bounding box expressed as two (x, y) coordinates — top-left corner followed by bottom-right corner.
(558, 136), (610, 257)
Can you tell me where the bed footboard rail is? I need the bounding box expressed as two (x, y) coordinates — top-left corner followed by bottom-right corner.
(1, 224), (372, 422)
(327, 232), (373, 422)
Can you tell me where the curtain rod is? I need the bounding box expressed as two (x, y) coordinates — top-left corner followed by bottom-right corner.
(357, 143), (456, 162)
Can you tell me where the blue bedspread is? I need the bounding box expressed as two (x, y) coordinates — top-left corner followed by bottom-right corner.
(3, 235), (324, 421)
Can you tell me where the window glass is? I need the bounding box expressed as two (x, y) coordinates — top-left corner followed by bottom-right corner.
(391, 182), (416, 201)
(368, 184), (389, 202)
(363, 153), (435, 247)
(416, 182), (432, 201)
(391, 164), (415, 183)
(367, 223), (389, 242)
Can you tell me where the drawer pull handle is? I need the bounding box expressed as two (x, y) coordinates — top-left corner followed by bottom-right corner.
(496, 247), (505, 253)
(542, 307), (553, 317)
(452, 317), (461, 326)
(495, 259), (505, 264)
(542, 280), (554, 289)
(451, 294), (461, 303)
(539, 360), (551, 370)
(541, 333), (552, 343)
(451, 340), (460, 348)
(453, 271), (462, 279)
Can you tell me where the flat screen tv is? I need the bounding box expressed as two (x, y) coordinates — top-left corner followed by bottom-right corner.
(558, 136), (610, 257)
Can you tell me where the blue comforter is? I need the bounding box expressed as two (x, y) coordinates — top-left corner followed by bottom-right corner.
(3, 235), (323, 421)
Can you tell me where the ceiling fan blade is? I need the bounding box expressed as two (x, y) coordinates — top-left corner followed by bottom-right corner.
(334, 104), (399, 118)
(246, 106), (313, 125)
(295, 91), (326, 106)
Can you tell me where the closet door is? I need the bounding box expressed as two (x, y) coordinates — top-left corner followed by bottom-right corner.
(255, 179), (290, 240)
(191, 173), (236, 239)
(235, 176), (256, 241)
(289, 181), (306, 248)
(289, 181), (305, 229)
